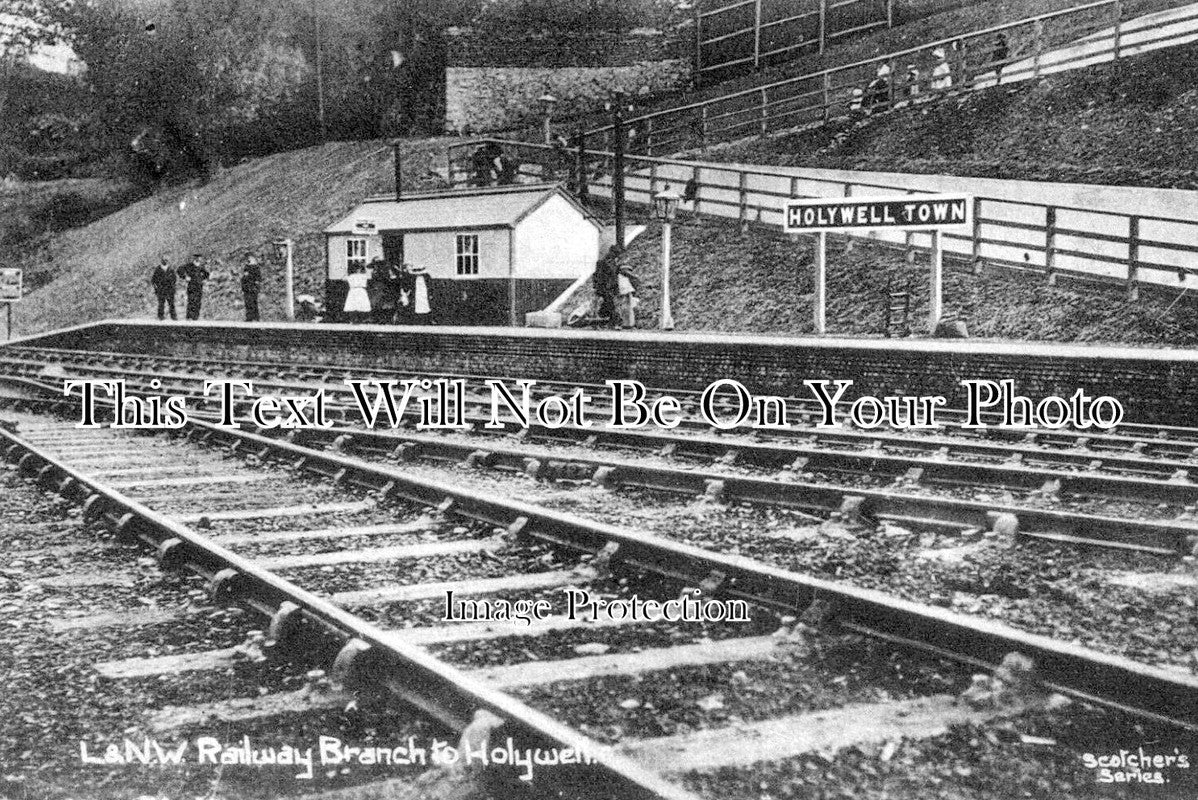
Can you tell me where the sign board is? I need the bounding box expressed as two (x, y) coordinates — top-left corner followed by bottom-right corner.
(0, 268), (21, 302)
(784, 194), (972, 233)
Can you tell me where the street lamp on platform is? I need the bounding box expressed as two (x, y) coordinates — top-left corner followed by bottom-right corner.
(653, 186), (680, 331)
(273, 238), (296, 321)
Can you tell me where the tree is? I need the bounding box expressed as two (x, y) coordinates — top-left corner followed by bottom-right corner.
(0, 0), (61, 173)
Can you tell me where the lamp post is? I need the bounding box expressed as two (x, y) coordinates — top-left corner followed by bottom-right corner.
(653, 187), (680, 331)
(273, 238), (296, 321)
(537, 92), (558, 145)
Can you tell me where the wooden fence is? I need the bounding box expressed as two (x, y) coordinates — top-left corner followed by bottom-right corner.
(447, 138), (1198, 298)
(595, 0), (1198, 156)
(695, 0), (892, 82)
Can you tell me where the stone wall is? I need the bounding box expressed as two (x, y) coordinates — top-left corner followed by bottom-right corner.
(21, 322), (1198, 427)
(445, 60), (690, 134)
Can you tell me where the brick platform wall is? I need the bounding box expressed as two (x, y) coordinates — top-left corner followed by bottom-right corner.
(19, 322), (1198, 426)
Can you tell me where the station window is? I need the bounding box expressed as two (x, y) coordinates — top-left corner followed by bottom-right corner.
(456, 234), (479, 275)
(346, 238), (368, 272)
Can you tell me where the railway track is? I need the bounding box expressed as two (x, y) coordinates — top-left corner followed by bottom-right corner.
(5, 349), (1198, 556)
(1, 379), (1196, 799)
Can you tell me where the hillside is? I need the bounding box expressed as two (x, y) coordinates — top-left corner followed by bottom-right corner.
(592, 0), (1193, 132)
(7, 139), (455, 336)
(609, 213), (1198, 344)
(701, 40), (1198, 189)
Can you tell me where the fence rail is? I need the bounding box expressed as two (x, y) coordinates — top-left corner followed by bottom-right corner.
(696, 0), (892, 80)
(596, 0), (1198, 156)
(447, 138), (1198, 300)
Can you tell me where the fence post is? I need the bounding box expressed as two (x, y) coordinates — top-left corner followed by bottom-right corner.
(693, 1), (703, 85)
(700, 105), (709, 149)
(574, 125), (588, 200)
(842, 184), (854, 253)
(693, 165), (703, 220)
(1127, 215), (1141, 301)
(1045, 206), (1057, 286)
(886, 0), (894, 28)
(819, 0), (828, 54)
(760, 88), (769, 136)
(738, 171), (749, 234)
(905, 190), (916, 262)
(649, 162), (658, 200)
(823, 72), (832, 123)
(646, 117), (654, 158)
(1113, 0), (1124, 59)
(754, 0), (763, 70)
(971, 197), (983, 274)
(1033, 20), (1044, 78)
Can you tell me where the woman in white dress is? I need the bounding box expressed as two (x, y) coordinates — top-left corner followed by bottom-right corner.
(407, 263), (432, 324)
(343, 264), (372, 323)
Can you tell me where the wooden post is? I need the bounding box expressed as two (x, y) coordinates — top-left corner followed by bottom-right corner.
(929, 230), (943, 333)
(738, 171), (749, 233)
(1045, 206), (1057, 286)
(760, 88), (769, 136)
(754, 0), (763, 69)
(822, 72), (832, 122)
(886, 0), (894, 28)
(574, 125), (587, 199)
(819, 0), (828, 54)
(1033, 20), (1044, 77)
(393, 140), (403, 200)
(613, 99), (626, 255)
(905, 191), (916, 262)
(3, 303), (9, 341)
(1127, 215), (1141, 301)
(971, 197), (983, 274)
(693, 165), (703, 219)
(842, 184), (854, 252)
(814, 232), (827, 334)
(649, 162), (658, 199)
(699, 105), (709, 149)
(1113, 0), (1124, 59)
(693, 1), (703, 85)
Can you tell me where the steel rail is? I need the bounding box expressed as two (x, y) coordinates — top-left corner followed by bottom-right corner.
(6, 386), (1198, 732)
(12, 352), (1198, 492)
(7, 345), (1198, 455)
(0, 401), (697, 800)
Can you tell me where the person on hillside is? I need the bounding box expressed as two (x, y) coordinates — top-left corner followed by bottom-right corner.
(240, 254), (262, 322)
(471, 142), (502, 186)
(931, 47), (953, 91)
(177, 253), (210, 320)
(342, 263), (372, 323)
(150, 256), (177, 321)
(866, 63), (892, 110)
(991, 33), (1010, 84)
(903, 65), (922, 102)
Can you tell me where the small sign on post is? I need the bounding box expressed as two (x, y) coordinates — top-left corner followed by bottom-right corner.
(784, 194), (971, 334)
(0, 267), (20, 341)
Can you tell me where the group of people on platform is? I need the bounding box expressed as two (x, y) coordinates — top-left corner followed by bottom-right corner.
(342, 259), (433, 325)
(149, 252), (262, 322)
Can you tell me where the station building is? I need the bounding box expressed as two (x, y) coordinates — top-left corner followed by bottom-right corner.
(323, 184), (602, 325)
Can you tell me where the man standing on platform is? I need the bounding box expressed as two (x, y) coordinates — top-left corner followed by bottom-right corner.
(177, 253), (210, 320)
(241, 254), (262, 322)
(150, 256), (177, 320)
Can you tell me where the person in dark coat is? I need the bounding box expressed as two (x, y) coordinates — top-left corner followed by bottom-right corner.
(240, 254), (262, 322)
(471, 142), (502, 187)
(150, 256), (177, 320)
(177, 254), (210, 320)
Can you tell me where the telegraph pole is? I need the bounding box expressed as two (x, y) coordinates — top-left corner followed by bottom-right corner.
(314, 0), (327, 140)
(612, 90), (626, 256)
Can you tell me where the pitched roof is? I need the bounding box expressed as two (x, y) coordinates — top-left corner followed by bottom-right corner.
(323, 184), (599, 235)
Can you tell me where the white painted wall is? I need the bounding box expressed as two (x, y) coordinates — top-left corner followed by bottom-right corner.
(513, 194), (600, 279)
(403, 228), (511, 280)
